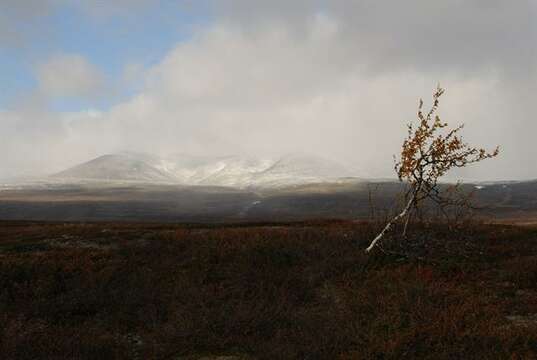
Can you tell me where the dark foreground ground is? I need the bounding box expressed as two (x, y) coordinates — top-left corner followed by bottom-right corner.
(1, 220), (537, 359)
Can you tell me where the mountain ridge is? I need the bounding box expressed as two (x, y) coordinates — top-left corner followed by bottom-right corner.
(51, 152), (362, 188)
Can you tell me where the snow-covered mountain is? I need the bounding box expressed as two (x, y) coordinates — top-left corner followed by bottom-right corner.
(53, 154), (174, 182)
(52, 152), (361, 188)
(250, 153), (354, 187)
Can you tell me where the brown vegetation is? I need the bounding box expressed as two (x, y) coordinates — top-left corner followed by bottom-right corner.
(0, 220), (536, 359)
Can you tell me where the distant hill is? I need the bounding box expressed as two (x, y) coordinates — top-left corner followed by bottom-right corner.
(51, 152), (362, 188)
(249, 153), (354, 187)
(52, 154), (174, 182)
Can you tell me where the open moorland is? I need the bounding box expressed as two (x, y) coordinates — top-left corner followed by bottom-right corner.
(1, 220), (536, 359)
(1, 179), (537, 223)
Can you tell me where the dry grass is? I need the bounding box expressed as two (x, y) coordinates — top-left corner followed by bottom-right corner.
(0, 220), (536, 359)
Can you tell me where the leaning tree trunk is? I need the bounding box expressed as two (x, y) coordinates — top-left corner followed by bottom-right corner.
(402, 206), (413, 238)
(365, 191), (417, 253)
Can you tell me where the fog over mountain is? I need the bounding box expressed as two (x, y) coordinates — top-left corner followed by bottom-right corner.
(52, 152), (360, 188)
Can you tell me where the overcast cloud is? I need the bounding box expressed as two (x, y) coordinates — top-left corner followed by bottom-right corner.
(0, 1), (535, 180)
(37, 53), (106, 99)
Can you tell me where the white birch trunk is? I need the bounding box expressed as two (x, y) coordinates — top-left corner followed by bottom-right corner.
(365, 194), (416, 253)
(402, 203), (414, 237)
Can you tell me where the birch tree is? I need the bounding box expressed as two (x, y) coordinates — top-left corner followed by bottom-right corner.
(365, 86), (499, 253)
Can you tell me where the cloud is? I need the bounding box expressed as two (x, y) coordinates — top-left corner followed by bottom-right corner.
(36, 54), (105, 100)
(219, 0), (535, 77)
(0, 0), (56, 47)
(1, 1), (536, 181)
(71, 0), (154, 18)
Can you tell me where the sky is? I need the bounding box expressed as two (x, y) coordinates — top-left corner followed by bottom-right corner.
(0, 0), (536, 180)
